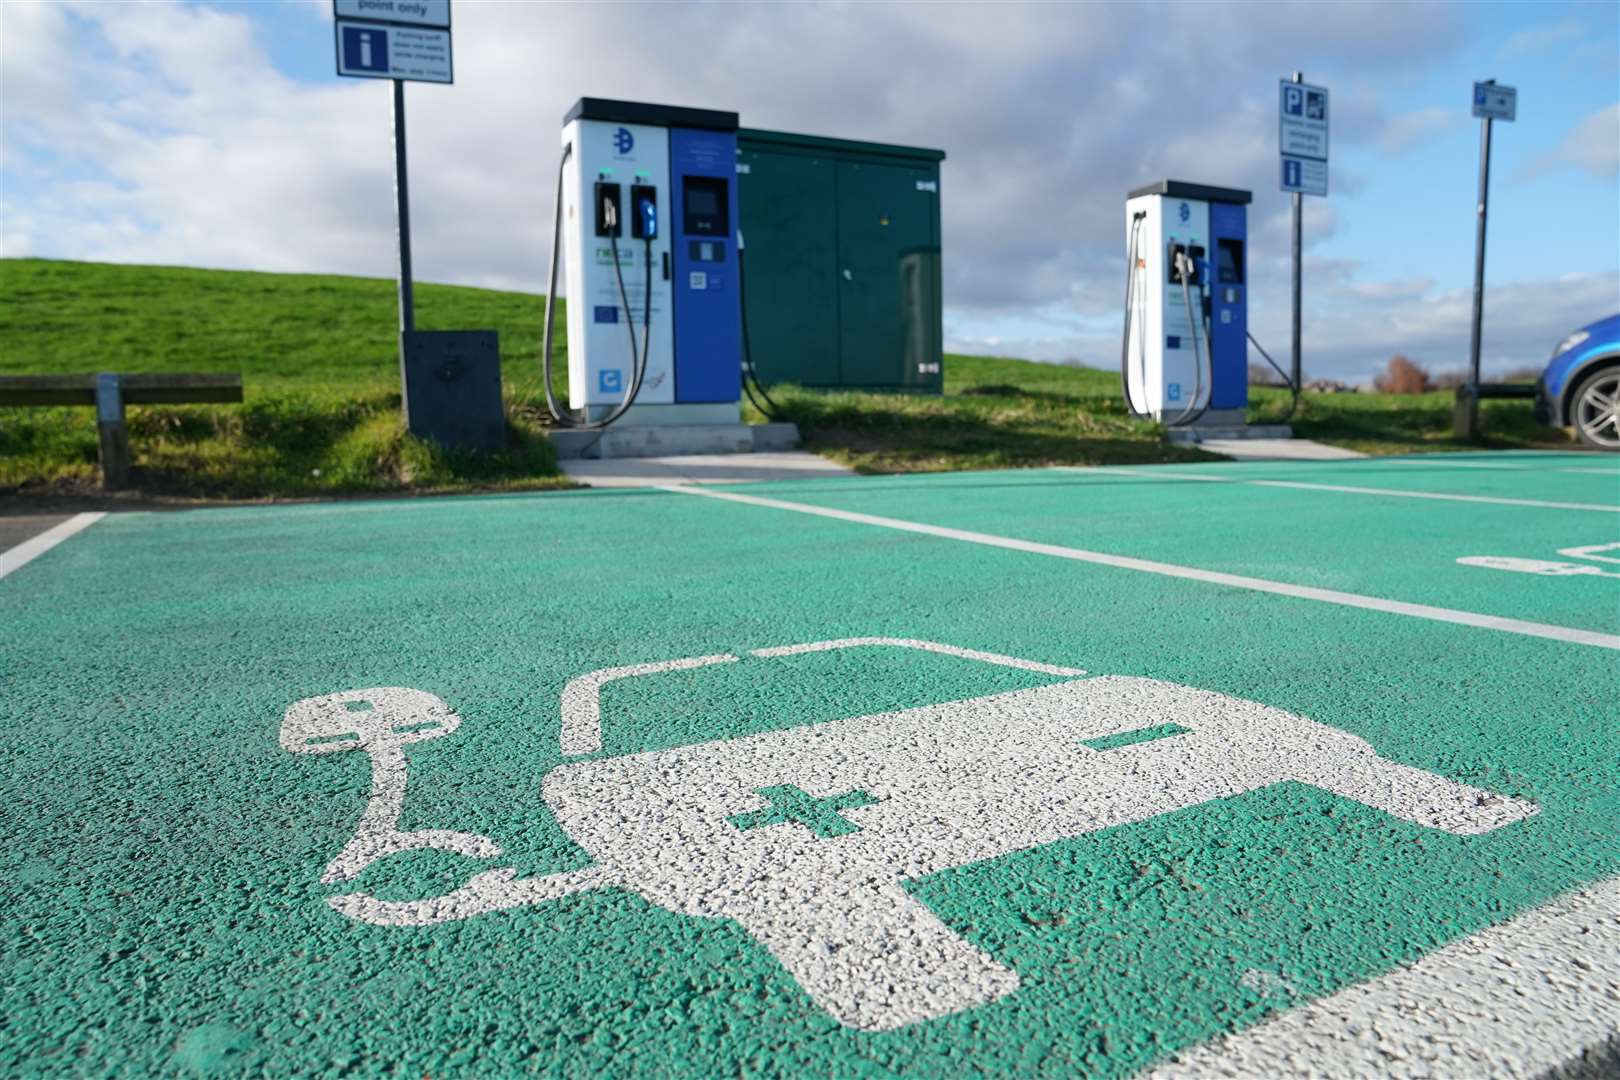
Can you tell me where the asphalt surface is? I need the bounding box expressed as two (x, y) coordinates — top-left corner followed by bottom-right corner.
(2, 451), (1616, 1077)
(0, 512), (70, 554)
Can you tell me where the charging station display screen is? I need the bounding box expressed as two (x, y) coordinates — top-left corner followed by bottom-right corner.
(1216, 239), (1244, 284)
(683, 177), (729, 236)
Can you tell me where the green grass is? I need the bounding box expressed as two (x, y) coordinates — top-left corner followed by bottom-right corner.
(1246, 384), (1570, 454)
(0, 257), (1577, 498)
(749, 355), (1222, 472)
(1, 258), (572, 498)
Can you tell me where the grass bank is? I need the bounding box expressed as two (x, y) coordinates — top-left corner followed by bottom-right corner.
(1, 258), (572, 498)
(1, 258), (1577, 499)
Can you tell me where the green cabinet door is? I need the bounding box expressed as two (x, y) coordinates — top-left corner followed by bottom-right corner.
(835, 161), (940, 389)
(736, 150), (840, 387)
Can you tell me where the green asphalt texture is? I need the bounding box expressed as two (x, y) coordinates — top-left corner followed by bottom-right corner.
(4, 451), (1617, 1077)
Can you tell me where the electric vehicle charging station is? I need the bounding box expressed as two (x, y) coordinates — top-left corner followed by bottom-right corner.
(544, 99), (745, 432)
(1122, 181), (1253, 430)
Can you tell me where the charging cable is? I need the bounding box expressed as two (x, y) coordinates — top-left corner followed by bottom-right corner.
(736, 229), (784, 421)
(539, 144), (655, 431)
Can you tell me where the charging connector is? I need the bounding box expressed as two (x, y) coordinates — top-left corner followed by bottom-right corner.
(594, 181), (622, 238)
(630, 184), (657, 240)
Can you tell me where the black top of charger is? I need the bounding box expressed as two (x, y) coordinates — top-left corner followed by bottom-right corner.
(564, 98), (739, 133)
(1128, 180), (1253, 205)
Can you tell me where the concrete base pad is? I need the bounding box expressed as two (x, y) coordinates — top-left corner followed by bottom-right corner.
(1198, 438), (1365, 461)
(560, 451), (854, 488)
(548, 422), (800, 460)
(1165, 424), (1294, 443)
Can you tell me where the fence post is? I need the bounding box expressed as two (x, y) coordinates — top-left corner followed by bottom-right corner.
(1453, 383), (1481, 441)
(95, 373), (130, 490)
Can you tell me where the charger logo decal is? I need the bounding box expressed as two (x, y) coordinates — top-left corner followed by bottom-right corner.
(597, 369), (622, 393)
(613, 127), (634, 155)
(282, 639), (1537, 1032)
(1178, 201), (1191, 223)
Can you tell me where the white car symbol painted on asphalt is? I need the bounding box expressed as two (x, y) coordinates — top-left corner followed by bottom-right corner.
(282, 639), (1538, 1031)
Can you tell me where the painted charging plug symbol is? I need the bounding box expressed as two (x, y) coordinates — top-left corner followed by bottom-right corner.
(281, 638), (1538, 1032)
(279, 688), (502, 882)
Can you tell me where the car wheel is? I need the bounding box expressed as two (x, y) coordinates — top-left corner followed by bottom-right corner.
(1570, 366), (1620, 450)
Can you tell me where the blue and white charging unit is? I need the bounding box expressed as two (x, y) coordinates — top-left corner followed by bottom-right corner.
(548, 98), (742, 428)
(1122, 181), (1251, 427)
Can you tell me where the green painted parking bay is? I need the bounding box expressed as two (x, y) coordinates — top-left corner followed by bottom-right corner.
(3, 458), (1616, 1076)
(722, 458), (1620, 634)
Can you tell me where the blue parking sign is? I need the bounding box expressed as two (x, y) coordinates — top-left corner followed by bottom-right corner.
(340, 25), (389, 72)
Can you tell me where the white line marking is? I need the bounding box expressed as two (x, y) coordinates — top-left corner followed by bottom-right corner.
(1068, 467), (1619, 513)
(0, 512), (107, 580)
(1141, 874), (1620, 1079)
(659, 486), (1620, 651)
(751, 637), (1086, 677)
(1383, 458), (1528, 470)
(1457, 555), (1620, 580)
(1385, 458), (1619, 476)
(560, 654), (740, 755)
(1560, 542), (1620, 565)
(1251, 478), (1618, 512)
(1085, 466), (1227, 482)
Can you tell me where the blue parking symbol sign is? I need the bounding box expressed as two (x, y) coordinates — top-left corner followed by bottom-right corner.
(341, 26), (388, 72)
(598, 369), (623, 394)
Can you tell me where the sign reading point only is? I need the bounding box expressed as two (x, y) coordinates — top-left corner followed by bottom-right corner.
(334, 0), (450, 28)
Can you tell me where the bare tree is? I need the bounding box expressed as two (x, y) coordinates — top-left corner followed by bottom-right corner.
(1374, 355), (1433, 394)
(1248, 362), (1283, 387)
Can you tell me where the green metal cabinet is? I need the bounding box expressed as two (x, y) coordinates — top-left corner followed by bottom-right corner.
(738, 129), (945, 394)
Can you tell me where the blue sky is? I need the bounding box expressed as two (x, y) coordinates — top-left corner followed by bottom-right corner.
(2, 0), (1616, 382)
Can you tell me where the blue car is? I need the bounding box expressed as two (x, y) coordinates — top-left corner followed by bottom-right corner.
(1536, 312), (1619, 449)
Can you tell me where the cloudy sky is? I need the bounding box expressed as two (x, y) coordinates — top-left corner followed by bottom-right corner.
(2, 0), (1616, 382)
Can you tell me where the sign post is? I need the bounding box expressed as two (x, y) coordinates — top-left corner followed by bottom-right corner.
(1464, 79), (1516, 437)
(1278, 73), (1329, 396)
(333, 0), (453, 339)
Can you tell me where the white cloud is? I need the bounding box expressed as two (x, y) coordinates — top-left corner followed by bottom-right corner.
(1374, 107), (1467, 156)
(1515, 103), (1620, 184)
(0, 0), (1471, 290)
(6, 0), (1604, 386)
(951, 268), (1618, 385)
(1500, 19), (1583, 58)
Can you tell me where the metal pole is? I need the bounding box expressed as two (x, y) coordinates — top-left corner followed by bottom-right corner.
(392, 78), (415, 335)
(1290, 70), (1303, 395)
(1468, 82), (1494, 391)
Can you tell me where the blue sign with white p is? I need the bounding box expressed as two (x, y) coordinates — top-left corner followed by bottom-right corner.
(340, 25), (389, 72)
